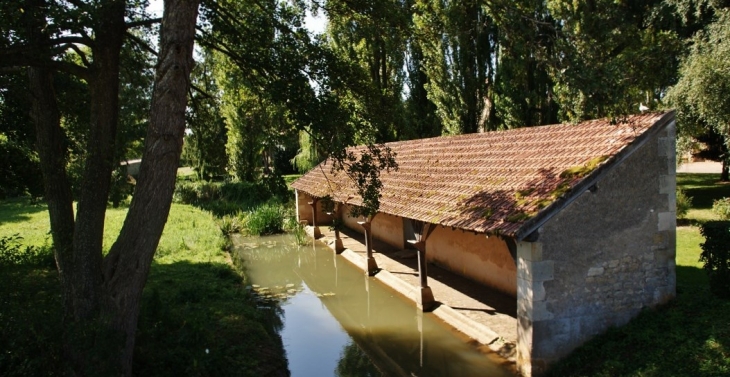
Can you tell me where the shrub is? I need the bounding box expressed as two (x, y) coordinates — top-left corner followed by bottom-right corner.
(243, 202), (286, 236)
(174, 180), (283, 217)
(676, 188), (692, 220)
(712, 197), (730, 220)
(218, 214), (243, 236)
(700, 221), (730, 298)
(0, 234), (55, 268)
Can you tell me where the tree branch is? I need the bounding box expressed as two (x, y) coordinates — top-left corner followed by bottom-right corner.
(64, 43), (91, 67)
(124, 31), (158, 56)
(126, 18), (162, 29)
(50, 35), (94, 47)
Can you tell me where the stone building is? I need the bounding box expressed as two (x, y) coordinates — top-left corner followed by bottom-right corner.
(291, 111), (677, 376)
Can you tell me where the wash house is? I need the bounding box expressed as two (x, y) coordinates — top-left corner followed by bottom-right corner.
(291, 111), (677, 376)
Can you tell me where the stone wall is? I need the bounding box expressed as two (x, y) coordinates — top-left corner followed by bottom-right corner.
(516, 121), (677, 376)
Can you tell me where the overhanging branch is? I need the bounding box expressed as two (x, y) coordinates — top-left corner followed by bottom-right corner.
(126, 18), (162, 29)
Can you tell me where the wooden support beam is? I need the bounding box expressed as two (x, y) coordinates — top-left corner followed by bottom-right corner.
(308, 199), (322, 239)
(326, 203), (345, 253)
(358, 220), (379, 276)
(408, 240), (436, 311)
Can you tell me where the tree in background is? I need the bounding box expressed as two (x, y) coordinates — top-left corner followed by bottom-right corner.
(412, 0), (494, 134)
(184, 52), (228, 181)
(325, 0), (410, 141)
(0, 74), (43, 198)
(668, 6), (730, 180)
(546, 0), (682, 121)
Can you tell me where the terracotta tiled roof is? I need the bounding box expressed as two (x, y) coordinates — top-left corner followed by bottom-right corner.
(292, 112), (674, 238)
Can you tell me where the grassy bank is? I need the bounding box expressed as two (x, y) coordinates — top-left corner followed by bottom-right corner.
(547, 173), (730, 377)
(0, 199), (288, 376)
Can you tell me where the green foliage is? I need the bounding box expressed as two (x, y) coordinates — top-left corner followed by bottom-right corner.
(712, 197), (730, 220)
(291, 130), (322, 173)
(331, 144), (398, 218)
(668, 9), (730, 133)
(700, 221), (730, 298)
(0, 267), (65, 375)
(242, 202), (288, 236)
(173, 180), (276, 217)
(547, 0), (682, 121)
(217, 215), (243, 236)
(108, 165), (133, 208)
(284, 213), (310, 246)
(0, 75), (44, 199)
(0, 200), (287, 376)
(183, 52), (229, 181)
(0, 133), (44, 199)
(0, 234), (55, 269)
(676, 188), (693, 220)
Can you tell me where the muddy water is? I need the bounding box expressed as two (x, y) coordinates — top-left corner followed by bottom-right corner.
(232, 234), (513, 377)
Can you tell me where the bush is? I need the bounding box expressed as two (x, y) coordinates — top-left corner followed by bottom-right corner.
(173, 180), (281, 217)
(700, 221), (730, 298)
(0, 234), (55, 269)
(243, 202), (287, 236)
(218, 214), (243, 236)
(712, 197), (730, 220)
(676, 188), (692, 219)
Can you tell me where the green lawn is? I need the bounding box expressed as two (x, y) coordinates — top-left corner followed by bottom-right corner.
(0, 199), (287, 376)
(547, 173), (730, 377)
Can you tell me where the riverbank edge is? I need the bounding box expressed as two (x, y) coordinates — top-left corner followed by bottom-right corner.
(303, 226), (518, 369)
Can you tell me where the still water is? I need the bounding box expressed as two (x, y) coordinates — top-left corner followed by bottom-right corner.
(232, 234), (513, 377)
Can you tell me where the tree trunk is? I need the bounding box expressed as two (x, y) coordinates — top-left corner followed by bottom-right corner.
(101, 0), (200, 374)
(24, 0), (76, 318)
(69, 0), (127, 323)
(27, 66), (76, 315)
(722, 159), (729, 182)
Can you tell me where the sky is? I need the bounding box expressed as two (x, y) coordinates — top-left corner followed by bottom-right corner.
(145, 1), (327, 35)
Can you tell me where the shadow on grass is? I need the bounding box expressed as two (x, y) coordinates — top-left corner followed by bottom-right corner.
(0, 261), (290, 377)
(547, 265), (730, 377)
(678, 173), (730, 210)
(677, 265), (709, 287)
(135, 260), (289, 377)
(0, 197), (48, 225)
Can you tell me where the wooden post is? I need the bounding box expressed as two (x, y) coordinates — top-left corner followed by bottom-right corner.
(308, 198), (322, 239)
(357, 220), (379, 276)
(408, 239), (436, 311)
(327, 203), (345, 253)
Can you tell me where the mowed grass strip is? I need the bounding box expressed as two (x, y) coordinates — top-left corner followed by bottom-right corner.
(0, 200), (287, 376)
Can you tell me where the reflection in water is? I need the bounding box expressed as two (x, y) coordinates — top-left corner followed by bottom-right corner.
(232, 234), (513, 377)
(336, 341), (380, 377)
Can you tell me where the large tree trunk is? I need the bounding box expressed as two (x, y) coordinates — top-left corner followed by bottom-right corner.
(101, 0), (200, 374)
(27, 66), (76, 315)
(69, 0), (127, 323)
(24, 0), (76, 318)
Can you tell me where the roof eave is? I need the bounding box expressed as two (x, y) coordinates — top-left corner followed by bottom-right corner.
(513, 111), (676, 242)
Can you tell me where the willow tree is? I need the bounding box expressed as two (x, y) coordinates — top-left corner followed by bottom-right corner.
(667, 7), (730, 180)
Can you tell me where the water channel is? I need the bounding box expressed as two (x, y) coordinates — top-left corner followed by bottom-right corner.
(231, 234), (514, 377)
